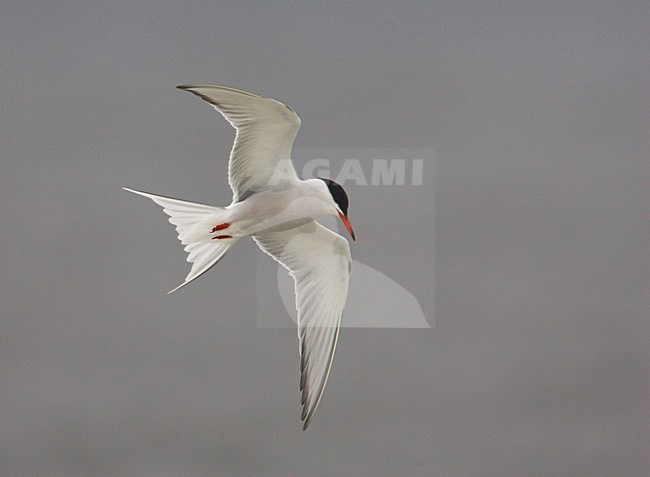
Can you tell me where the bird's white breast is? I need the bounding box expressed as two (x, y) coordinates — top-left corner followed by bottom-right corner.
(227, 181), (331, 237)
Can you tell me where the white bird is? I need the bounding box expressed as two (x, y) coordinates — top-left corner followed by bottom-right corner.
(124, 84), (355, 430)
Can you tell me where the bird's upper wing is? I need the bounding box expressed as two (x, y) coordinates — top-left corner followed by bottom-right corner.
(178, 84), (301, 202)
(253, 221), (352, 430)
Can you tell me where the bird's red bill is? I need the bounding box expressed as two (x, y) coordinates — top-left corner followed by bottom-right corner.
(338, 211), (356, 241)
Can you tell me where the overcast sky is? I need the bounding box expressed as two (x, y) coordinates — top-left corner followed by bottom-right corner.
(1, 2), (648, 476)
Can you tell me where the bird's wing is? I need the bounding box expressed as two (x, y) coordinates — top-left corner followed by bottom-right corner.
(178, 84), (301, 202)
(253, 221), (352, 430)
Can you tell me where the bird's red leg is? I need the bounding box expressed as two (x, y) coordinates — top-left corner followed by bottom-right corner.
(211, 222), (230, 233)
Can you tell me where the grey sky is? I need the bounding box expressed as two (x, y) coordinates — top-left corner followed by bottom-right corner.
(1, 2), (648, 476)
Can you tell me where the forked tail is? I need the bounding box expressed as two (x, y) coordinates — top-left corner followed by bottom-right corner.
(123, 188), (237, 293)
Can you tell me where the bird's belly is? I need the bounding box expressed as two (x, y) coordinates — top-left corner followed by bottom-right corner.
(228, 190), (322, 237)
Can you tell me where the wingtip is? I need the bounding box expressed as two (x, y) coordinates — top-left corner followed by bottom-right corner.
(302, 411), (313, 430)
(176, 83), (218, 91)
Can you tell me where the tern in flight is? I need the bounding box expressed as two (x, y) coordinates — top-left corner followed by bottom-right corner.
(125, 84), (355, 429)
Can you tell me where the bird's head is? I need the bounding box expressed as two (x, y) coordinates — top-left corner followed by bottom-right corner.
(318, 178), (356, 241)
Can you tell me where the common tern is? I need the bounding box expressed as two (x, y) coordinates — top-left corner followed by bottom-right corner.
(125, 84), (355, 430)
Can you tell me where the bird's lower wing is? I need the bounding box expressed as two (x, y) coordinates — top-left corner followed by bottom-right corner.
(253, 222), (352, 429)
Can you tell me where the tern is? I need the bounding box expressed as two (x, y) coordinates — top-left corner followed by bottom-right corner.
(124, 84), (355, 430)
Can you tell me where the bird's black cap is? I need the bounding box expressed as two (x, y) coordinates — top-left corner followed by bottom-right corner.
(318, 178), (349, 216)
